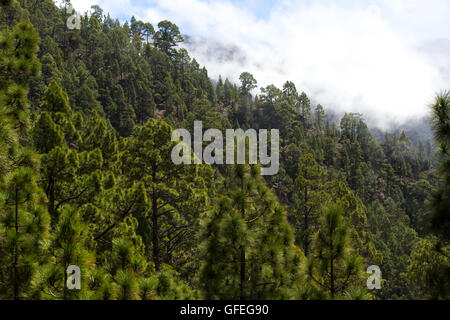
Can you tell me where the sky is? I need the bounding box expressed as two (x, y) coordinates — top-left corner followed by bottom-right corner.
(69, 0), (450, 129)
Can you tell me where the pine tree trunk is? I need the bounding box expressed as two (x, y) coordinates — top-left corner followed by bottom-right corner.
(152, 166), (160, 271)
(239, 177), (246, 300)
(240, 247), (246, 300)
(330, 258), (335, 298)
(63, 264), (68, 300)
(303, 212), (309, 256)
(303, 186), (310, 256)
(48, 176), (55, 217)
(14, 186), (19, 300)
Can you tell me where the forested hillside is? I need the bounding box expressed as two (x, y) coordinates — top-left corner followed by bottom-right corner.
(0, 0), (448, 300)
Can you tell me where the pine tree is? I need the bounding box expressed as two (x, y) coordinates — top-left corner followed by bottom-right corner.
(294, 153), (328, 256)
(0, 167), (50, 299)
(406, 238), (449, 299)
(200, 165), (302, 300)
(0, 16), (48, 300)
(154, 20), (184, 58)
(216, 75), (225, 103)
(282, 81), (298, 107)
(314, 104), (325, 130)
(430, 92), (450, 241)
(33, 82), (104, 220)
(224, 78), (234, 105)
(0, 19), (40, 176)
(239, 72), (257, 97)
(34, 205), (95, 300)
(299, 92), (311, 124)
(109, 235), (148, 300)
(421, 91), (450, 300)
(0, 20), (40, 135)
(307, 203), (365, 299)
(122, 119), (212, 272)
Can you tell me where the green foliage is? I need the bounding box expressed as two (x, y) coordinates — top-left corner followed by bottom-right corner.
(293, 153), (327, 256)
(0, 0), (444, 301)
(35, 205), (95, 300)
(307, 203), (366, 299)
(406, 238), (449, 299)
(0, 13), (48, 300)
(122, 119), (213, 274)
(239, 72), (257, 96)
(200, 165), (302, 300)
(429, 92), (450, 241)
(0, 20), (40, 134)
(154, 20), (184, 57)
(0, 167), (50, 299)
(409, 92), (450, 300)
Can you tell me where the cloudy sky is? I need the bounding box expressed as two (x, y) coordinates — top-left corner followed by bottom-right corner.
(70, 0), (450, 128)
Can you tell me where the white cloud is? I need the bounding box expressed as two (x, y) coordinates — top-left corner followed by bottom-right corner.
(70, 0), (135, 17)
(70, 0), (450, 128)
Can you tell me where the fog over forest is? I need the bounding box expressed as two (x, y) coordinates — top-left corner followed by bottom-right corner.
(72, 0), (450, 130)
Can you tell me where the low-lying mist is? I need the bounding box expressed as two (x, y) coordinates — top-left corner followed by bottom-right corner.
(72, 0), (450, 131)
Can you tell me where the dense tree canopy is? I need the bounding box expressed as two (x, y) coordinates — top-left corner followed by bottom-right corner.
(0, 0), (447, 301)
